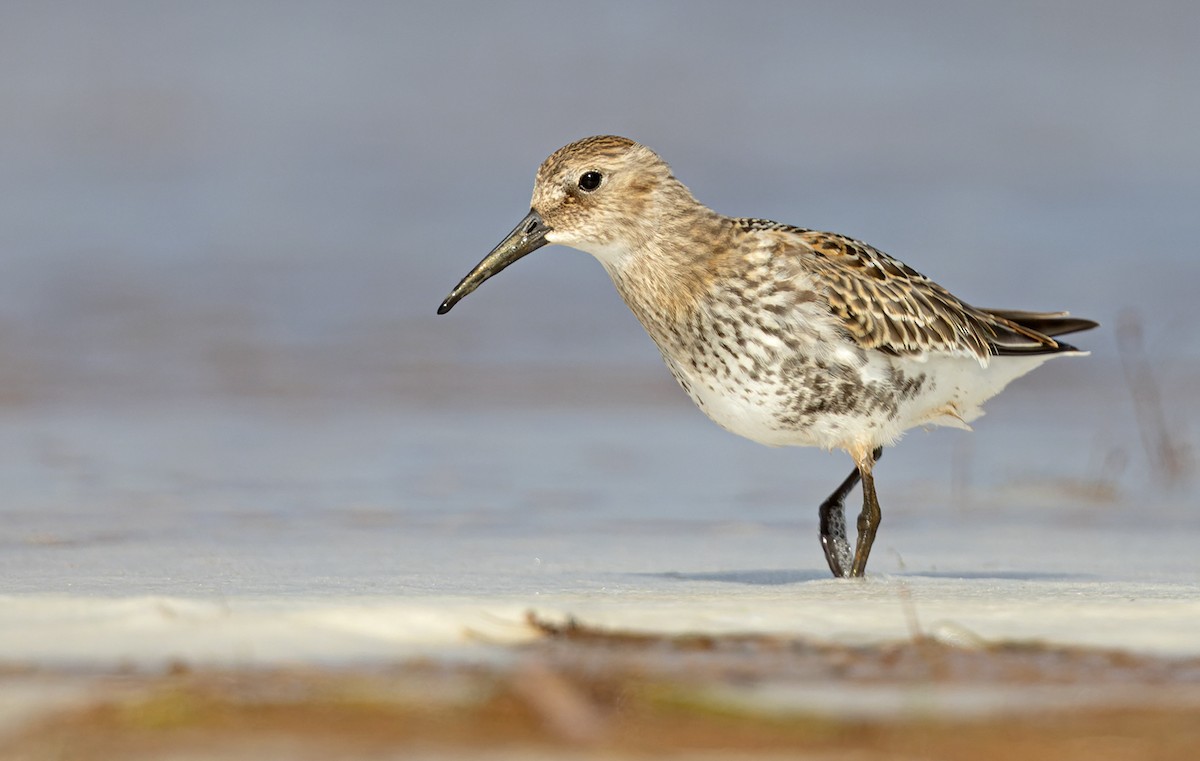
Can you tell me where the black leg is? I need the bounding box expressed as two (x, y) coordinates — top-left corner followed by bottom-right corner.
(849, 447), (883, 578)
(818, 467), (859, 578)
(818, 447), (882, 578)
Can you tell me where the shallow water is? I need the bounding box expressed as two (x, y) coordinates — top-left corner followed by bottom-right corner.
(0, 4), (1197, 666)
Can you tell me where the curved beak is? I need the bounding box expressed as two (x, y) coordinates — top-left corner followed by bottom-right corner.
(437, 209), (551, 314)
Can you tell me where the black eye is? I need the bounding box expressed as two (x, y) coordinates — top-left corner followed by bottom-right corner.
(577, 171), (603, 192)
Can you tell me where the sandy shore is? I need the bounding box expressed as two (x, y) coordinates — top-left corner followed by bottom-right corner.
(5, 617), (1200, 760)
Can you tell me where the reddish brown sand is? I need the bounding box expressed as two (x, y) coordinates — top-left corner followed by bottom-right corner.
(6, 616), (1200, 761)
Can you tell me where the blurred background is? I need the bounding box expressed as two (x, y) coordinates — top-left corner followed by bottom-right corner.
(0, 1), (1196, 592)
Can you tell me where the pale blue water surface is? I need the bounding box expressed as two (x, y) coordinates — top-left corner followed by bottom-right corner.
(0, 3), (1197, 628)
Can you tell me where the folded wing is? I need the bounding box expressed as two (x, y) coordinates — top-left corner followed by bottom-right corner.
(789, 228), (1097, 361)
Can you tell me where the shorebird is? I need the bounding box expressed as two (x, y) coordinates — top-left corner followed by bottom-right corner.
(438, 135), (1096, 578)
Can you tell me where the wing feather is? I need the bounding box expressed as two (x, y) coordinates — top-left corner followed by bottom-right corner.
(783, 227), (1079, 360)
(733, 219), (1095, 359)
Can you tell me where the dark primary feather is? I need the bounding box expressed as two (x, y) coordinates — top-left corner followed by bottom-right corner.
(978, 309), (1099, 340)
(739, 221), (1096, 360)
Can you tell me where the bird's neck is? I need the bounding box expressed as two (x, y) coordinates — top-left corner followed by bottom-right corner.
(602, 206), (736, 330)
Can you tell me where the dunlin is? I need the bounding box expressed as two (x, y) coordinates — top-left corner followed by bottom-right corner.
(438, 135), (1096, 578)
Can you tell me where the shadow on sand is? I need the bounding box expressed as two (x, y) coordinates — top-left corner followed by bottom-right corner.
(636, 569), (1089, 585)
(637, 569), (831, 585)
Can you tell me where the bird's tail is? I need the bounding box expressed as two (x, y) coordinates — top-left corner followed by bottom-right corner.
(977, 309), (1099, 354)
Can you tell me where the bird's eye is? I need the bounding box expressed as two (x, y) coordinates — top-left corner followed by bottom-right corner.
(577, 171), (603, 192)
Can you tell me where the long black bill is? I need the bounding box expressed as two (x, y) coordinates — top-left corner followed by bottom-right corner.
(437, 209), (551, 314)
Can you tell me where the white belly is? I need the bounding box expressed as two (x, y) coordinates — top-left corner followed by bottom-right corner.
(667, 350), (1063, 452)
